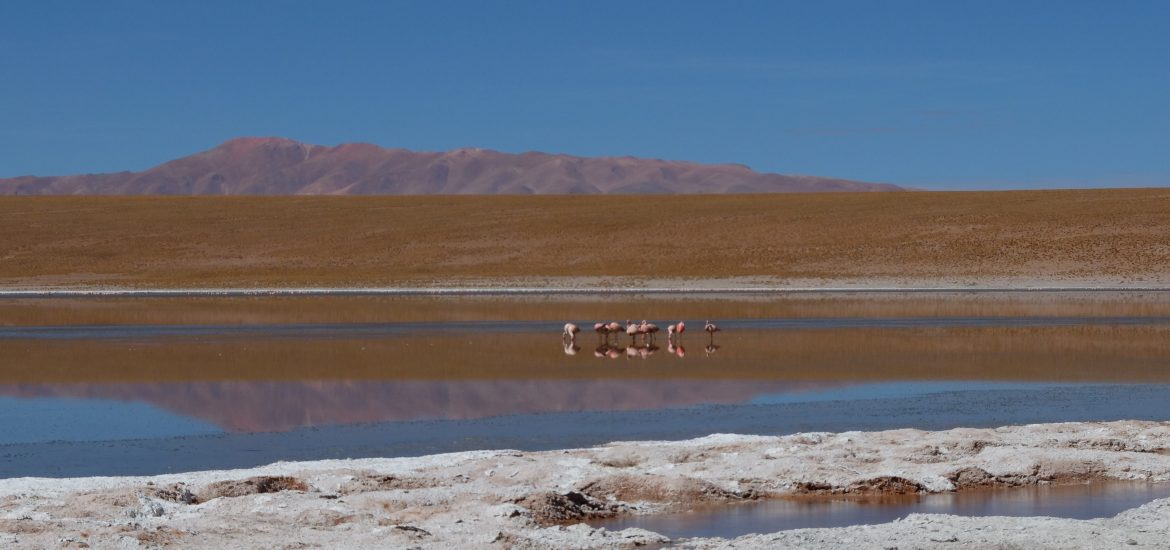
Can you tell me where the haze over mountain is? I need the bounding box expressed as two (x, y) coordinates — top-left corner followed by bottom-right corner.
(0, 137), (902, 195)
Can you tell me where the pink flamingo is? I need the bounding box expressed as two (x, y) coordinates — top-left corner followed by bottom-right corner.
(563, 322), (580, 343)
(625, 320), (640, 345)
(593, 322), (608, 343)
(666, 321), (686, 342)
(606, 321), (623, 341)
(640, 320), (660, 344)
(704, 320), (720, 343)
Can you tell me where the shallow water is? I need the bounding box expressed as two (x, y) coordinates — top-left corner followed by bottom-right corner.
(589, 482), (1170, 539)
(1, 294), (1168, 476)
(4, 315), (1170, 340)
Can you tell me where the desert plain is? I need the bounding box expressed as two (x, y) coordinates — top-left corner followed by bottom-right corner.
(1, 188), (1169, 289)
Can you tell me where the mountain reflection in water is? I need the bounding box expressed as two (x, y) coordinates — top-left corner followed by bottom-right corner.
(0, 379), (830, 433)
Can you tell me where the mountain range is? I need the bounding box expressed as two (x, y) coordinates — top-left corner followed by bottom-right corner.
(0, 137), (903, 195)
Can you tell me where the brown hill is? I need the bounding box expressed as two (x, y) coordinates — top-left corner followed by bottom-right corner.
(0, 137), (901, 195)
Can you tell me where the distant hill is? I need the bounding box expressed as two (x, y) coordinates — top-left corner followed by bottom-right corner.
(0, 137), (903, 195)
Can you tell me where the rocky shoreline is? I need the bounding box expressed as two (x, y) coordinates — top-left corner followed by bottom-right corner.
(2, 421), (1169, 548)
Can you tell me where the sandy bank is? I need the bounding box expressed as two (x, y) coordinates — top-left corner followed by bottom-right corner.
(4, 275), (1170, 295)
(5, 283), (1170, 297)
(2, 421), (1169, 548)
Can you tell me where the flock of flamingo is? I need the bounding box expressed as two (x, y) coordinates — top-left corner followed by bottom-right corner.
(560, 319), (722, 358)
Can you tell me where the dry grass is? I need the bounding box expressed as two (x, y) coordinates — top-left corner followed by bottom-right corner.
(1, 190), (1169, 288)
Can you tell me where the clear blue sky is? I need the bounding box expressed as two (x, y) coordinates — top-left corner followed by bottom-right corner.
(1, 1), (1167, 189)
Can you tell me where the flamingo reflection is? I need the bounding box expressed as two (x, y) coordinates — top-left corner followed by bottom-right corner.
(594, 344), (626, 359)
(626, 344), (659, 359)
(566, 322), (720, 359)
(588, 343), (663, 360)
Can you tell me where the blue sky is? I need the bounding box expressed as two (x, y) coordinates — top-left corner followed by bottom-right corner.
(1, 1), (1167, 189)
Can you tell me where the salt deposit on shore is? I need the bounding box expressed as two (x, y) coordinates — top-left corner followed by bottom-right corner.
(2, 421), (1169, 548)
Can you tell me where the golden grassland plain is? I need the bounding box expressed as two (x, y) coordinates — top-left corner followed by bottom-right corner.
(1, 189), (1169, 288)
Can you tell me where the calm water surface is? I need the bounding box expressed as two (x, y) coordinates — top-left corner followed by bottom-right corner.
(1, 294), (1168, 477)
(590, 482), (1170, 538)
